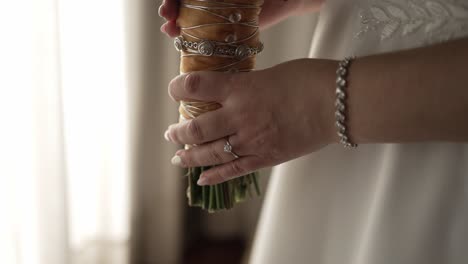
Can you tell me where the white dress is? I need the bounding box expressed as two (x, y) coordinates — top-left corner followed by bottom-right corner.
(249, 1), (468, 263)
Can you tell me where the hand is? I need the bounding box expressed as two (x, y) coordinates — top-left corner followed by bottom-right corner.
(158, 0), (324, 38)
(165, 58), (338, 185)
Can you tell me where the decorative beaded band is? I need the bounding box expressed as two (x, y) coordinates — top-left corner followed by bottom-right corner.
(174, 36), (264, 60)
(335, 57), (358, 148)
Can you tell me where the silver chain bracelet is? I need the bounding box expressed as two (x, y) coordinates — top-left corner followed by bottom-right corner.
(335, 56), (358, 148)
(174, 36), (264, 60)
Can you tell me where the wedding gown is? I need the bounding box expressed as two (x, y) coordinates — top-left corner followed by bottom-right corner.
(249, 0), (468, 263)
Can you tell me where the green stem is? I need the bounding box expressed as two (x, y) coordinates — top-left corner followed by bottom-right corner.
(214, 184), (220, 210)
(209, 185), (215, 213)
(185, 166), (261, 212)
(253, 171), (261, 196)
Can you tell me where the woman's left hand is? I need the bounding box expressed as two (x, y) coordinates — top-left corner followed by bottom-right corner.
(165, 58), (338, 185)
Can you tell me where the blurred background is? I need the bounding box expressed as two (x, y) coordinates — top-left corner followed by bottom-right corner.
(0, 0), (316, 263)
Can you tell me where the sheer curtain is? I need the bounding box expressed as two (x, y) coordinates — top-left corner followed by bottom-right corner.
(1, 1), (68, 264)
(2, 0), (184, 263)
(0, 0), (317, 263)
(59, 0), (130, 263)
(1, 0), (129, 263)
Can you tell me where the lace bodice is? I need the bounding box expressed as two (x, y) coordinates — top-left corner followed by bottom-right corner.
(355, 0), (468, 44)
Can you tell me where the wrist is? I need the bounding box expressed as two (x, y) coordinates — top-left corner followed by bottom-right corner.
(313, 58), (360, 147)
(318, 60), (341, 145)
(300, 58), (341, 146)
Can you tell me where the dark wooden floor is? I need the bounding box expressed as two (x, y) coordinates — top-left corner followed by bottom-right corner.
(183, 238), (246, 264)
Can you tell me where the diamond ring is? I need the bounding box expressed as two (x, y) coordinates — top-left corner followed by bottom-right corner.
(223, 137), (240, 159)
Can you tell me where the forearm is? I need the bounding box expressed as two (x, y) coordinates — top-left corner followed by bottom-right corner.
(327, 38), (468, 144)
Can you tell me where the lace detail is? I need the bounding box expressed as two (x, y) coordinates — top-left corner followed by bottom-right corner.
(356, 0), (468, 43)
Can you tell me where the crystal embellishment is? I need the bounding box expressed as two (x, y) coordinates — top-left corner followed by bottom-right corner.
(225, 33), (237, 43)
(224, 143), (232, 153)
(229, 12), (242, 23)
(174, 37), (184, 52)
(198, 40), (215, 56)
(235, 44), (250, 59)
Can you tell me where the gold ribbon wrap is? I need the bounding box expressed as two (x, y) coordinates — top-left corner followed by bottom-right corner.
(175, 0), (263, 211)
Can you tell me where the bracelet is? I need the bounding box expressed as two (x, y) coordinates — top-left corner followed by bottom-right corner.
(335, 57), (358, 148)
(174, 36), (264, 60)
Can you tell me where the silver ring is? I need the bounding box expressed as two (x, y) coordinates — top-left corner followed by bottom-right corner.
(223, 137), (240, 159)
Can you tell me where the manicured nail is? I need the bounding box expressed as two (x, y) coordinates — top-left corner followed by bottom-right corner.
(171, 155), (184, 166)
(164, 130), (170, 141)
(197, 176), (208, 186)
(160, 24), (167, 33)
(158, 5), (165, 18)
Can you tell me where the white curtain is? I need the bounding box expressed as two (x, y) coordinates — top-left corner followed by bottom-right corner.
(0, 0), (317, 263)
(1, 0), (129, 263)
(1, 1), (68, 264)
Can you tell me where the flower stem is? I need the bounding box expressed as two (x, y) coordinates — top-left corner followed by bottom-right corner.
(186, 166), (260, 212)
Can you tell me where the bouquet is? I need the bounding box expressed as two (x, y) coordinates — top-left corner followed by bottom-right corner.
(173, 0), (264, 212)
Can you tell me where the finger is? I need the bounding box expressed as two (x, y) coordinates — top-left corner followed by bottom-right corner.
(168, 71), (239, 103)
(160, 20), (180, 38)
(159, 0), (179, 20)
(197, 156), (263, 185)
(163, 0), (179, 21)
(172, 137), (241, 168)
(166, 107), (236, 145)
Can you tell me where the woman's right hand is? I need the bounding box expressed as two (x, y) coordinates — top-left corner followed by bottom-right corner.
(158, 0), (324, 38)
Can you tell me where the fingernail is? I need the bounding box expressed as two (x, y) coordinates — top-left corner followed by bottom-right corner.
(164, 130), (170, 141)
(158, 5), (165, 18)
(160, 24), (166, 33)
(171, 155), (184, 166)
(197, 176), (208, 186)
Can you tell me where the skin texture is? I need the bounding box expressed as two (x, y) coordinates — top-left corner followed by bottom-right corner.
(160, 2), (468, 186)
(343, 38), (468, 144)
(167, 59), (337, 185)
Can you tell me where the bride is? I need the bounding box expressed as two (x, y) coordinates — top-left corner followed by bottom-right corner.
(160, 0), (468, 263)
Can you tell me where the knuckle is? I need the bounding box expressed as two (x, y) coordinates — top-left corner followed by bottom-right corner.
(167, 129), (179, 143)
(229, 161), (245, 176)
(168, 78), (179, 101)
(264, 146), (281, 161)
(209, 144), (224, 165)
(252, 136), (266, 150)
(217, 168), (231, 182)
(269, 145), (282, 160)
(232, 139), (247, 156)
(211, 170), (223, 183)
(187, 119), (203, 142)
(167, 85), (173, 100)
(258, 136), (281, 161)
(184, 73), (200, 95)
(180, 150), (193, 167)
(268, 137), (282, 160)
